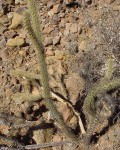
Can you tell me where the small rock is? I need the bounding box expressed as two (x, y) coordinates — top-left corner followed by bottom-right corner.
(0, 22), (6, 34)
(70, 23), (78, 33)
(53, 36), (60, 45)
(78, 40), (87, 51)
(19, 50), (26, 57)
(15, 0), (27, 5)
(45, 48), (55, 56)
(7, 12), (14, 20)
(64, 0), (74, 5)
(4, 30), (16, 39)
(48, 9), (54, 17)
(64, 29), (69, 36)
(6, 36), (25, 47)
(66, 23), (71, 28)
(44, 37), (53, 46)
(55, 50), (66, 60)
(52, 4), (62, 14)
(52, 134), (62, 150)
(48, 66), (54, 75)
(0, 36), (6, 49)
(53, 14), (60, 22)
(69, 42), (78, 54)
(43, 27), (54, 34)
(11, 84), (21, 93)
(51, 27), (59, 36)
(8, 13), (22, 29)
(0, 15), (9, 24)
(65, 73), (85, 104)
(47, 1), (54, 9)
(59, 12), (65, 18)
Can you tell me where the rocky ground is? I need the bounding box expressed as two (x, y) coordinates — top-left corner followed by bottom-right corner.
(0, 0), (120, 150)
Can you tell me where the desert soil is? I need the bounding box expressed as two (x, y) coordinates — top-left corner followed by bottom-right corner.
(0, 0), (120, 150)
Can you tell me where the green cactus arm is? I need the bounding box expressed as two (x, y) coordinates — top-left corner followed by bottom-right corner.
(84, 77), (120, 115)
(22, 1), (78, 141)
(23, 11), (50, 99)
(27, 0), (42, 42)
(105, 57), (114, 80)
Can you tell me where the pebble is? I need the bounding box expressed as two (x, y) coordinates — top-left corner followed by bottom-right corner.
(0, 22), (6, 34)
(15, 0), (27, 5)
(0, 36), (6, 49)
(64, 0), (74, 5)
(47, 1), (54, 9)
(78, 40), (86, 51)
(59, 12), (65, 18)
(4, 30), (16, 39)
(64, 41), (78, 54)
(6, 36), (25, 47)
(65, 73), (85, 104)
(70, 23), (78, 33)
(64, 29), (70, 36)
(42, 26), (54, 34)
(8, 13), (22, 29)
(53, 36), (60, 45)
(45, 48), (55, 56)
(52, 4), (62, 14)
(48, 9), (54, 17)
(44, 37), (53, 46)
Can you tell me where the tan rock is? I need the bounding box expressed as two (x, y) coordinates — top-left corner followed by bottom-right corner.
(52, 134), (62, 150)
(53, 4), (62, 14)
(78, 40), (87, 52)
(4, 30), (16, 39)
(65, 73), (85, 104)
(6, 36), (25, 47)
(70, 23), (78, 33)
(8, 13), (22, 29)
(45, 49), (55, 56)
(43, 27), (54, 34)
(0, 22), (6, 34)
(48, 9), (54, 17)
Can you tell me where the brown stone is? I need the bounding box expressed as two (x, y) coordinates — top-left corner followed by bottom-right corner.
(52, 4), (62, 14)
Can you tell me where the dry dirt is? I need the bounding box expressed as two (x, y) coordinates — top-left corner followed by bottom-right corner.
(0, 0), (120, 150)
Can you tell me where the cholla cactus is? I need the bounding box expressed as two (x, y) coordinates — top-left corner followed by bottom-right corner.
(22, 0), (78, 141)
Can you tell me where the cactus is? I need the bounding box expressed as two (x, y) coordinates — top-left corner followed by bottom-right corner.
(84, 57), (120, 150)
(22, 0), (78, 141)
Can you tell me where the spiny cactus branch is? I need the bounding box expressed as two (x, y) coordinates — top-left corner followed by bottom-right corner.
(84, 58), (120, 115)
(23, 0), (78, 141)
(105, 57), (114, 80)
